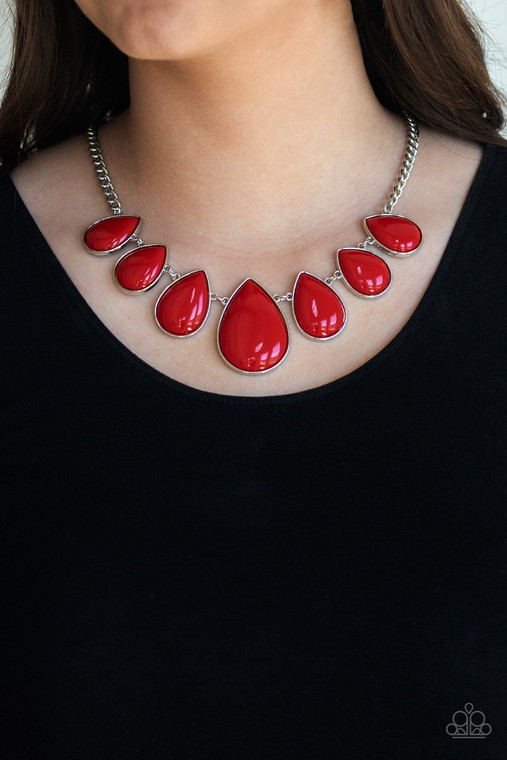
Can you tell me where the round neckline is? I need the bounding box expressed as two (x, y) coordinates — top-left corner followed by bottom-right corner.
(4, 143), (494, 406)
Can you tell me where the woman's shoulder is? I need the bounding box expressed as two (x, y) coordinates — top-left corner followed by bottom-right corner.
(0, 131), (112, 265)
(4, 131), (98, 220)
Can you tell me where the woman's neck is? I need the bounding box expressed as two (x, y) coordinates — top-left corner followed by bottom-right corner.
(100, 1), (405, 284)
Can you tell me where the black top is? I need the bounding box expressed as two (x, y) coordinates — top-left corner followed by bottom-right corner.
(1, 146), (507, 760)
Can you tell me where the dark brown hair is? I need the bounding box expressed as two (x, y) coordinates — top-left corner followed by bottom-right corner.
(0, 0), (505, 164)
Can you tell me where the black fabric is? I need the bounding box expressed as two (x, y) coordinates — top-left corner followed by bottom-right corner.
(1, 145), (507, 759)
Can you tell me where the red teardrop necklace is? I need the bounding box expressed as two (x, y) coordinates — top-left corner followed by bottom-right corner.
(83, 114), (422, 374)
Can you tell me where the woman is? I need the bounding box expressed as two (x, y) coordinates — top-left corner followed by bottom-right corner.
(1, 0), (506, 757)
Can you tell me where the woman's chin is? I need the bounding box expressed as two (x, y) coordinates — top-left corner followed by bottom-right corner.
(76, 0), (311, 63)
(76, 0), (250, 62)
(102, 9), (210, 61)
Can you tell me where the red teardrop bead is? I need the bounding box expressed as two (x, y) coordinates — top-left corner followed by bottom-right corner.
(337, 248), (391, 297)
(364, 214), (422, 254)
(293, 272), (346, 339)
(84, 215), (140, 253)
(114, 245), (167, 291)
(218, 280), (289, 373)
(155, 270), (210, 336)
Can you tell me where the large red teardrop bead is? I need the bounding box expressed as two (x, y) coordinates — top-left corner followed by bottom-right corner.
(114, 245), (167, 292)
(218, 279), (289, 373)
(293, 272), (346, 339)
(155, 270), (210, 336)
(363, 214), (422, 255)
(337, 248), (391, 297)
(84, 215), (141, 253)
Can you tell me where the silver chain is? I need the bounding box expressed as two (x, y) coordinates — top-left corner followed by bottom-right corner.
(382, 112), (419, 214)
(86, 113), (419, 304)
(86, 126), (123, 216)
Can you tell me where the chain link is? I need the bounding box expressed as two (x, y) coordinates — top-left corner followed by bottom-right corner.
(324, 270), (343, 286)
(273, 293), (293, 303)
(210, 292), (229, 306)
(382, 113), (419, 214)
(86, 126), (123, 215)
(162, 265), (181, 280)
(86, 113), (419, 305)
(131, 233), (145, 247)
(357, 236), (374, 250)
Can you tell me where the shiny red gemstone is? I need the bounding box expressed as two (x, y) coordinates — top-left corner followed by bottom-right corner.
(155, 270), (210, 336)
(293, 272), (346, 339)
(84, 215), (141, 253)
(363, 214), (422, 254)
(337, 248), (391, 297)
(218, 279), (289, 373)
(114, 245), (167, 291)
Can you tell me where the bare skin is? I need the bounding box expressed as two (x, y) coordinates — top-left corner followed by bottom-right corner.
(10, 0), (482, 396)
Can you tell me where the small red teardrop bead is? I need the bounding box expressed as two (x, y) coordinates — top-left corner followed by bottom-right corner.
(364, 215), (422, 254)
(155, 270), (210, 336)
(84, 215), (140, 252)
(114, 245), (166, 291)
(218, 280), (289, 373)
(293, 272), (346, 339)
(337, 248), (391, 297)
